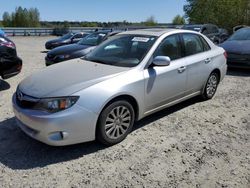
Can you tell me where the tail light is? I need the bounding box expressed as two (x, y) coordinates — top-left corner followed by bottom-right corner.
(17, 64), (22, 71)
(223, 51), (227, 59)
(0, 41), (16, 49)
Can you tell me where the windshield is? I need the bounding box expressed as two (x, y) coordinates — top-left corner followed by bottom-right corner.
(84, 35), (157, 67)
(61, 33), (74, 40)
(78, 32), (107, 46)
(229, 28), (250, 41)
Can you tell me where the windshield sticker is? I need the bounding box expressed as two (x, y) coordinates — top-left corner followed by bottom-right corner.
(132, 37), (150, 42)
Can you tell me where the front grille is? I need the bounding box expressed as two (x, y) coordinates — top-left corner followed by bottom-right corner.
(16, 88), (39, 109)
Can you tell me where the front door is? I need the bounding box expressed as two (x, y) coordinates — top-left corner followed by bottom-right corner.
(144, 34), (187, 113)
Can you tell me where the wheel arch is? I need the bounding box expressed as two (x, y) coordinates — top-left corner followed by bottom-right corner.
(95, 94), (140, 139)
(212, 68), (221, 81)
(99, 94), (139, 121)
(202, 68), (221, 95)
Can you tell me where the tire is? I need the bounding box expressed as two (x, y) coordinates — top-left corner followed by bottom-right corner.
(96, 100), (135, 146)
(201, 72), (219, 100)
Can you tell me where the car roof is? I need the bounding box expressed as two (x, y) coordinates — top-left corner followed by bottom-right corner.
(117, 28), (178, 37)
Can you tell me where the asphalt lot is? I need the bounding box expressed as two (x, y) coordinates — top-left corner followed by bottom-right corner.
(0, 36), (249, 188)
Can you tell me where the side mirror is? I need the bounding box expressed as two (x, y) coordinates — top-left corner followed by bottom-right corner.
(152, 56), (171, 66)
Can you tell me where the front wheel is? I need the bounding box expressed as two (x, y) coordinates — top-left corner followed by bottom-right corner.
(96, 100), (135, 146)
(202, 72), (219, 100)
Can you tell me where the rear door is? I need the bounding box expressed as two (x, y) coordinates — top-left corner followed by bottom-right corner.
(180, 33), (213, 94)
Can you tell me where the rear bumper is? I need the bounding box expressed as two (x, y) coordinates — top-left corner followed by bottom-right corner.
(220, 62), (227, 81)
(12, 93), (98, 146)
(227, 61), (250, 69)
(227, 53), (250, 69)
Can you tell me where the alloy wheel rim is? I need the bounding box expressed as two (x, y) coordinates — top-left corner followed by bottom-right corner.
(105, 106), (131, 139)
(206, 74), (217, 97)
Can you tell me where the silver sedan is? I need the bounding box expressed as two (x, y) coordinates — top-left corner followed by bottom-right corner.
(12, 29), (227, 146)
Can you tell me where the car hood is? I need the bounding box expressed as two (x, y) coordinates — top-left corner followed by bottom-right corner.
(18, 59), (130, 98)
(220, 40), (250, 54)
(48, 44), (92, 56)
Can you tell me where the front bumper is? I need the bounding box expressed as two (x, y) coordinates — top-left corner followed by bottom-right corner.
(220, 62), (227, 81)
(12, 94), (98, 146)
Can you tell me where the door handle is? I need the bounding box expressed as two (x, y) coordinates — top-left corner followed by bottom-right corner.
(178, 66), (186, 73)
(205, 58), (211, 64)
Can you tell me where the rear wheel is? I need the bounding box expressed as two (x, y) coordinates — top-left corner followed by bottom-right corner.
(202, 72), (219, 100)
(96, 100), (135, 146)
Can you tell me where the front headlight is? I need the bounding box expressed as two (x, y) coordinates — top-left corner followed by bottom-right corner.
(37, 96), (79, 113)
(57, 54), (70, 59)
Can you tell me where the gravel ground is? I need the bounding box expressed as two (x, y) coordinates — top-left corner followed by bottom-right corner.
(0, 37), (249, 188)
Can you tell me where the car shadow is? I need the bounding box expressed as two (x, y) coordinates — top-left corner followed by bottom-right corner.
(0, 96), (203, 170)
(0, 79), (11, 91)
(227, 68), (250, 77)
(133, 96), (203, 131)
(0, 117), (105, 170)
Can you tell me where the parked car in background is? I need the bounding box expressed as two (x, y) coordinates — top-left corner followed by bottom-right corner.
(219, 27), (250, 69)
(182, 24), (222, 44)
(45, 31), (119, 66)
(218, 28), (229, 42)
(52, 27), (70, 36)
(0, 35), (22, 79)
(13, 29), (227, 146)
(45, 32), (88, 50)
(233, 25), (249, 33)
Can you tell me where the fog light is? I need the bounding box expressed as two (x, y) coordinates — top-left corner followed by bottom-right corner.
(60, 131), (69, 139)
(49, 131), (68, 141)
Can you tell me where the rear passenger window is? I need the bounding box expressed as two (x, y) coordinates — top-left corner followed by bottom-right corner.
(183, 34), (208, 56)
(153, 35), (182, 60)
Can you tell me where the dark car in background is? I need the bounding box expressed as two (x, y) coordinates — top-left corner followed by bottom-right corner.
(45, 32), (89, 50)
(219, 27), (250, 69)
(218, 28), (229, 42)
(233, 25), (249, 33)
(45, 31), (119, 66)
(0, 35), (22, 79)
(182, 24), (222, 44)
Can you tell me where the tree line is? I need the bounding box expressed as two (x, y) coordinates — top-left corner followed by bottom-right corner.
(2, 2), (250, 32)
(2, 6), (40, 27)
(183, 0), (250, 32)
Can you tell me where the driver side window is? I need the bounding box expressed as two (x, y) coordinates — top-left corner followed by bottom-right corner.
(153, 35), (182, 61)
